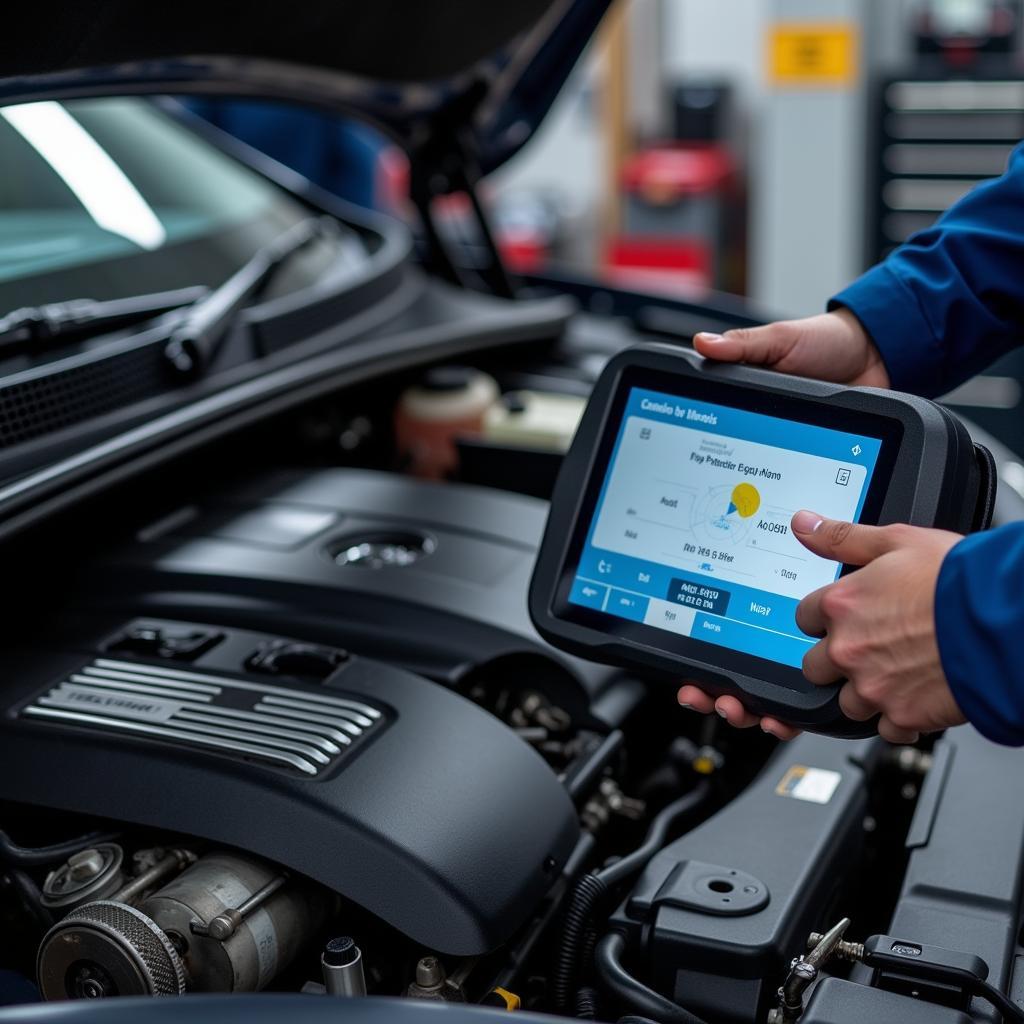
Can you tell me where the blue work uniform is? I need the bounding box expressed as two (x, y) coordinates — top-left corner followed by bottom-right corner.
(182, 99), (385, 210)
(832, 142), (1024, 745)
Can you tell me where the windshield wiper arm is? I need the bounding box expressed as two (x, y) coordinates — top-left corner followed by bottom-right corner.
(0, 286), (210, 355)
(163, 216), (329, 379)
(0, 216), (330, 376)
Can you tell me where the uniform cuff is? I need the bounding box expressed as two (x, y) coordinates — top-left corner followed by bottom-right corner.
(829, 264), (946, 397)
(935, 532), (1024, 746)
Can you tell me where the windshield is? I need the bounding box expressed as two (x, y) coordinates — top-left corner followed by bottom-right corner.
(0, 98), (319, 312)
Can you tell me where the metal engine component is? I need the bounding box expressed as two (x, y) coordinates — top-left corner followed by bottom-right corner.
(37, 850), (328, 999)
(141, 851), (327, 993)
(405, 956), (467, 1002)
(406, 956), (447, 1001)
(768, 918), (854, 1024)
(321, 936), (367, 997)
(580, 777), (646, 833)
(113, 848), (194, 904)
(806, 930), (865, 964)
(37, 900), (187, 999)
(41, 843), (126, 910)
(510, 692), (572, 733)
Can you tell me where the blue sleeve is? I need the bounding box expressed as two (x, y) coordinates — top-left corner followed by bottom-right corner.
(936, 521), (1024, 746)
(831, 142), (1024, 397)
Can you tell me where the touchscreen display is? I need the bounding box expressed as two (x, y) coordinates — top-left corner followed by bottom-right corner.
(568, 386), (882, 669)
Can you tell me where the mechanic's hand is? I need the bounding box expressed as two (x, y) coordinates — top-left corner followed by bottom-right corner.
(791, 512), (966, 742)
(678, 512), (968, 744)
(675, 686), (801, 741)
(693, 309), (891, 389)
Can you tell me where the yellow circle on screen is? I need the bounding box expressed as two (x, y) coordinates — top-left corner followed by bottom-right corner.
(729, 482), (761, 518)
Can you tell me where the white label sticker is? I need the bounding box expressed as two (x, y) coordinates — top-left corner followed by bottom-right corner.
(776, 765), (842, 804)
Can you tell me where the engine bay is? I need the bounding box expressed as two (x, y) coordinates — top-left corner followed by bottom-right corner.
(5, 1), (1024, 1019)
(1, 348), (1023, 1024)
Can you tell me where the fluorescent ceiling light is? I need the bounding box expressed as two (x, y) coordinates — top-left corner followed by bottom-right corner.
(1, 101), (166, 250)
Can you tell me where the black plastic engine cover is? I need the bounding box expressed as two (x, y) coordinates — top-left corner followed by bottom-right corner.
(0, 620), (580, 955)
(82, 469), (622, 720)
(612, 733), (877, 1023)
(802, 979), (973, 1024)
(858, 725), (1024, 1022)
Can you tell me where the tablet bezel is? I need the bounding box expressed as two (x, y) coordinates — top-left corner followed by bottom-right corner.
(549, 363), (905, 695)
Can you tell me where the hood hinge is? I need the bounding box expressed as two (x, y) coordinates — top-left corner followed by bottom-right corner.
(407, 83), (516, 300)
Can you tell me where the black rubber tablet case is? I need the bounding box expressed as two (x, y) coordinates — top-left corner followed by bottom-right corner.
(529, 344), (996, 738)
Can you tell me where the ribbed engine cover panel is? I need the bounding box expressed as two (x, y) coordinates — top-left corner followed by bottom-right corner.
(21, 658), (385, 777)
(1, 620), (580, 955)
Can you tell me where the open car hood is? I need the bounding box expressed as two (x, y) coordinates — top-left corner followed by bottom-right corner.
(0, 0), (614, 174)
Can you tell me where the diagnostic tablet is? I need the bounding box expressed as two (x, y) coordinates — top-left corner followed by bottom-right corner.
(529, 344), (995, 737)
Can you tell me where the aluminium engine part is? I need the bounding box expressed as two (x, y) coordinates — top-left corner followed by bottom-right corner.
(37, 900), (186, 999)
(41, 843), (125, 910)
(405, 956), (466, 1002)
(321, 936), (367, 997)
(406, 957), (447, 1001)
(111, 848), (195, 904)
(140, 850), (328, 993)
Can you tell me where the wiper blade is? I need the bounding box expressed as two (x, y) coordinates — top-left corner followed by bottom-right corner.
(164, 216), (330, 378)
(0, 216), (331, 376)
(0, 286), (210, 354)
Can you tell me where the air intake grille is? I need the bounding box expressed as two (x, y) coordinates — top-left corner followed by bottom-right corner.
(20, 658), (385, 776)
(0, 345), (167, 449)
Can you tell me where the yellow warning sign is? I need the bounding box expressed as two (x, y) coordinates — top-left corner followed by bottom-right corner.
(769, 23), (859, 88)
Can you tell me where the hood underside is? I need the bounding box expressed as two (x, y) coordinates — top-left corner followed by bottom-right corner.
(1, 2), (557, 84)
(0, 1), (613, 173)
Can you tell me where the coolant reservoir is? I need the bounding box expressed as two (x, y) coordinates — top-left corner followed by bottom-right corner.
(395, 366), (499, 479)
(484, 390), (586, 452)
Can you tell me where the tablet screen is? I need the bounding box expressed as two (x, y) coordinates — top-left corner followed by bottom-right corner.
(567, 385), (882, 669)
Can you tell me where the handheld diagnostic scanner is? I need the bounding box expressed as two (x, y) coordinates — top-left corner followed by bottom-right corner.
(529, 344), (996, 737)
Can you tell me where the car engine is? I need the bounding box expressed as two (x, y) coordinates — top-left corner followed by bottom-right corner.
(0, 385), (1023, 1024)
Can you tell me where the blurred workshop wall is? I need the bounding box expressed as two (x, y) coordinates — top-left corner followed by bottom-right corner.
(488, 0), (1024, 319)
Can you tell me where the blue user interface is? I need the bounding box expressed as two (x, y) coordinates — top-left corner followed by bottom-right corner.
(570, 387), (882, 668)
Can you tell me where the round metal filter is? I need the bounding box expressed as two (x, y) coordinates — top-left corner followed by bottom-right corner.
(41, 843), (125, 909)
(37, 900), (186, 1000)
(328, 530), (436, 569)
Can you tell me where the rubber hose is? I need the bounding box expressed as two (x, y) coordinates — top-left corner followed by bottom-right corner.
(7, 868), (53, 933)
(557, 782), (711, 1012)
(575, 985), (600, 1019)
(595, 782), (710, 888)
(595, 932), (710, 1024)
(580, 921), (599, 978)
(977, 980), (1024, 1023)
(0, 829), (119, 867)
(553, 872), (607, 1011)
